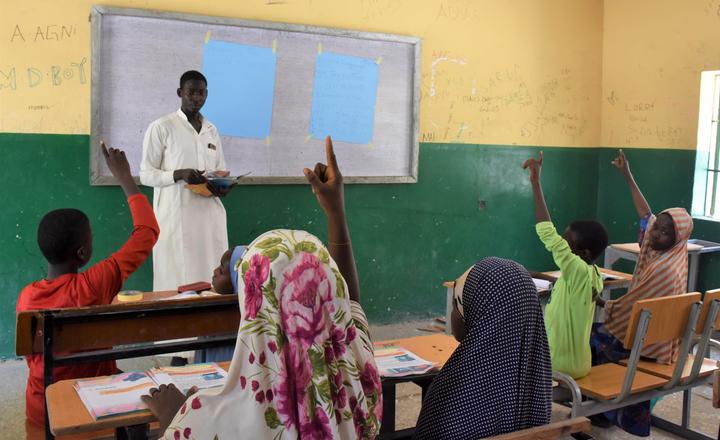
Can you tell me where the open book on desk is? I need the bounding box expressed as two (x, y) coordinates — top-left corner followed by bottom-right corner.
(374, 346), (437, 378)
(74, 363), (227, 420)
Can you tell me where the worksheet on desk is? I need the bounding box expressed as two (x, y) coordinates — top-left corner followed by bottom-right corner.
(374, 346), (436, 377)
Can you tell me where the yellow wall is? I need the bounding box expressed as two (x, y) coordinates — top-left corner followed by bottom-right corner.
(1, 0), (603, 147)
(601, 0), (720, 150)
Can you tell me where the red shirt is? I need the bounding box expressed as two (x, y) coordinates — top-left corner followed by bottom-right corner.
(16, 194), (159, 426)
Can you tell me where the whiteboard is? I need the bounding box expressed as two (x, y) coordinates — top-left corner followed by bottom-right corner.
(90, 6), (421, 185)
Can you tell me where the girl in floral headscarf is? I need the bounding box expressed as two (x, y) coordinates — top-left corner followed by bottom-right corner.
(143, 137), (382, 439)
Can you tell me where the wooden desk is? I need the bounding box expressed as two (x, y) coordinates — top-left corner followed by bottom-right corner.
(46, 335), (457, 438)
(110, 290), (224, 305)
(46, 361), (231, 437)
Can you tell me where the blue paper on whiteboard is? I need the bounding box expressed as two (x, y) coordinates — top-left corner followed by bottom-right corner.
(310, 52), (379, 144)
(202, 40), (276, 139)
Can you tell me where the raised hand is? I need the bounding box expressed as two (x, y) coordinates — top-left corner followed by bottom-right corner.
(522, 151), (543, 184)
(303, 136), (344, 216)
(611, 149), (630, 175)
(102, 141), (132, 179)
(102, 141), (139, 196)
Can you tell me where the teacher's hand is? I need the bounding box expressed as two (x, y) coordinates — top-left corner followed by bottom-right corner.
(174, 168), (206, 184)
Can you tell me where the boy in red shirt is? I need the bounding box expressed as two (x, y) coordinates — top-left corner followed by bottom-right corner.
(17, 143), (160, 427)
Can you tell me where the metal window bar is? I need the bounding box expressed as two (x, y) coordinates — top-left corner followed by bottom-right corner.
(706, 74), (720, 217)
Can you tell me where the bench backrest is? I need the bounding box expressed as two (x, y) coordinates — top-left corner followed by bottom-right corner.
(16, 295), (240, 357)
(697, 289), (720, 333)
(624, 292), (701, 348)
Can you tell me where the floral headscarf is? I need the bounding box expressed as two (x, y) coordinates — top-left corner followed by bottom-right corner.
(163, 230), (382, 440)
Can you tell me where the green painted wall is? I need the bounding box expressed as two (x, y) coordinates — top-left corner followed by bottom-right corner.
(0, 133), (602, 358)
(2, 134), (718, 358)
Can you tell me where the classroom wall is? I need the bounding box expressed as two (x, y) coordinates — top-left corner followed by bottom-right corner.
(2, 0), (718, 359)
(0, 0), (604, 358)
(601, 0), (720, 149)
(597, 0), (720, 291)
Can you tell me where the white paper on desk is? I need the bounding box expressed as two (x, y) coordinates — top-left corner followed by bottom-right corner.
(148, 363), (228, 394)
(159, 290), (220, 301)
(601, 273), (621, 281)
(374, 346), (437, 378)
(532, 278), (553, 291)
(74, 371), (154, 420)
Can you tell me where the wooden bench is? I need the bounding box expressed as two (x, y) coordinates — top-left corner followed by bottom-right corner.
(637, 289), (720, 440)
(381, 417), (592, 440)
(16, 294), (241, 440)
(555, 292), (719, 440)
(489, 417), (591, 439)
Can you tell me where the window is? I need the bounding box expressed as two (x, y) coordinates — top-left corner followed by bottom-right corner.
(692, 71), (720, 219)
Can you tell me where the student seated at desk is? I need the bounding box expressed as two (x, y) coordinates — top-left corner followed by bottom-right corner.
(589, 150), (693, 436)
(523, 152), (608, 380)
(193, 245), (246, 363)
(414, 257), (552, 439)
(141, 137), (382, 439)
(16, 143), (159, 427)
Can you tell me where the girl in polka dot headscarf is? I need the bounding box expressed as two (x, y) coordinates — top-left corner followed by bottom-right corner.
(414, 257), (552, 439)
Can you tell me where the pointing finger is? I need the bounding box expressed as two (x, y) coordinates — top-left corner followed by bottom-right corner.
(325, 136), (338, 171)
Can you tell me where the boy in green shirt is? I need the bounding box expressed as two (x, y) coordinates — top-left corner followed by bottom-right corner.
(523, 152), (608, 378)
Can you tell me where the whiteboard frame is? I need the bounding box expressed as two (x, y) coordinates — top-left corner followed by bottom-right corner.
(90, 5), (421, 185)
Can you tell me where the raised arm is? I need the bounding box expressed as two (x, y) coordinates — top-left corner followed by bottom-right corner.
(613, 149), (651, 218)
(303, 136), (360, 303)
(81, 143), (159, 305)
(523, 151), (551, 223)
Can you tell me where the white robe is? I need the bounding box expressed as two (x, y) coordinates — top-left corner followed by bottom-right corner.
(140, 109), (229, 291)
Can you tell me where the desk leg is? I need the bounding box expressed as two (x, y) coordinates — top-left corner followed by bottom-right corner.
(688, 253), (700, 292)
(681, 389), (691, 428)
(603, 247), (620, 269)
(117, 423), (149, 440)
(381, 383), (396, 434)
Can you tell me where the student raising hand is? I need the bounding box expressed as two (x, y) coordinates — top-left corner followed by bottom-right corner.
(522, 150), (543, 183)
(101, 141), (140, 197)
(303, 136), (360, 303)
(612, 149), (631, 176)
(303, 136), (345, 216)
(612, 148), (651, 218)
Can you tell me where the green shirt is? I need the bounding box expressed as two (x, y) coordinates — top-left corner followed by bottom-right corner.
(536, 221), (602, 379)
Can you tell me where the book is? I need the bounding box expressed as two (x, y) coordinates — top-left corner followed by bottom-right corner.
(147, 363), (228, 394)
(374, 346), (437, 378)
(74, 371), (156, 420)
(74, 363), (228, 420)
(532, 278), (553, 292)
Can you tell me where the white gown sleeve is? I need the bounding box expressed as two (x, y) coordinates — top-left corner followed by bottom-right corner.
(140, 122), (176, 187)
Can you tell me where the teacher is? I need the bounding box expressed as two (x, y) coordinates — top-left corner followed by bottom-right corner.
(140, 70), (230, 291)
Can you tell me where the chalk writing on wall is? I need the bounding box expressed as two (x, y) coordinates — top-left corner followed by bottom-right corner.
(0, 58), (87, 91)
(9, 24), (79, 43)
(421, 58), (589, 144)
